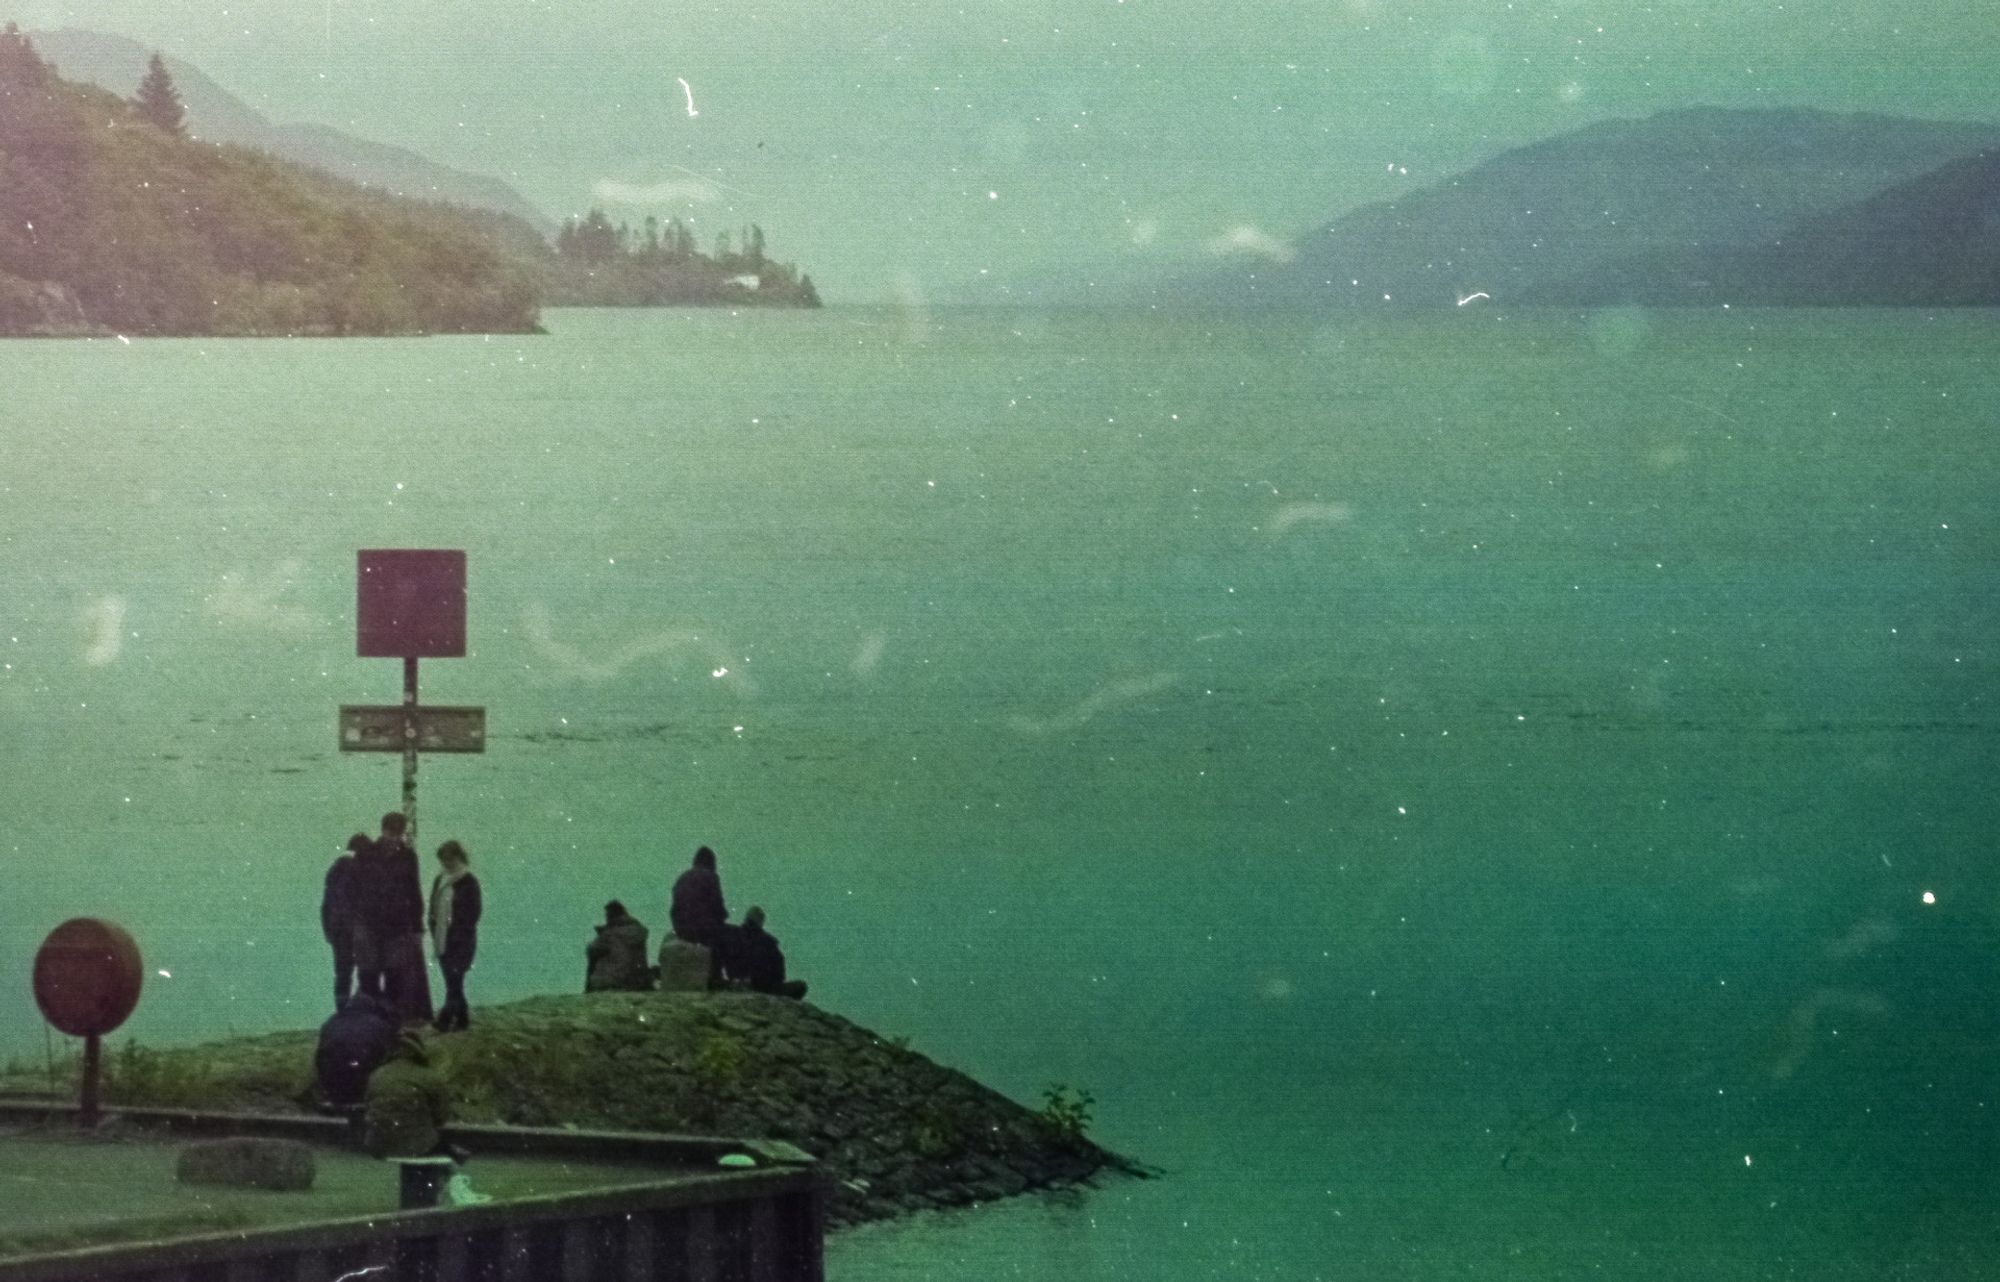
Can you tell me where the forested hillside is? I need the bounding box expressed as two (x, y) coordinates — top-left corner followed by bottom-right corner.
(0, 26), (538, 336)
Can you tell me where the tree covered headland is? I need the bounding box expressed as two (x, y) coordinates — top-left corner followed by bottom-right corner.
(0, 29), (823, 337)
(0, 27), (537, 335)
(548, 209), (820, 308)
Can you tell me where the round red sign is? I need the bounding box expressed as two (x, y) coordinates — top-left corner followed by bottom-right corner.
(32, 919), (143, 1038)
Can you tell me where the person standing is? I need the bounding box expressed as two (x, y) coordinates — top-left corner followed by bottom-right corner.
(356, 812), (431, 1022)
(669, 845), (728, 985)
(322, 833), (366, 1008)
(427, 840), (482, 1033)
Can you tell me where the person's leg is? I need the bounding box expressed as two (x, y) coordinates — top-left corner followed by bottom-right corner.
(437, 966), (469, 1031)
(353, 925), (383, 998)
(379, 953), (403, 1010)
(333, 936), (355, 1008)
(402, 934), (436, 1023)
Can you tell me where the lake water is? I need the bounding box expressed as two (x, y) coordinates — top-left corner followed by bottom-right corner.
(3, 306), (1998, 1277)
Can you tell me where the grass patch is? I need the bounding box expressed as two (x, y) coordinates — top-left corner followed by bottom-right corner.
(0, 1208), (255, 1260)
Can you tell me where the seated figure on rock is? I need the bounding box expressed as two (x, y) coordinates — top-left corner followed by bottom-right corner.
(586, 900), (654, 992)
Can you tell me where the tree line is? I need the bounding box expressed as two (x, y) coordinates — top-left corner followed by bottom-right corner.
(549, 209), (819, 308)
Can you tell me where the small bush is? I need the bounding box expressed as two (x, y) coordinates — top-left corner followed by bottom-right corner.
(1038, 1084), (1095, 1148)
(689, 1032), (747, 1096)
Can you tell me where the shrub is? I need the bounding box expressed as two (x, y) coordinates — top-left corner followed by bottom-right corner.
(1038, 1084), (1095, 1148)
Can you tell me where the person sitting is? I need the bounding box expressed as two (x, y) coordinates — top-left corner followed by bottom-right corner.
(669, 845), (728, 987)
(363, 1031), (453, 1159)
(313, 993), (398, 1110)
(363, 1031), (487, 1205)
(585, 900), (653, 992)
(729, 906), (808, 1000)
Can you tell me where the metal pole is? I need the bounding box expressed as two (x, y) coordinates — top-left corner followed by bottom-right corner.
(80, 1034), (101, 1129)
(402, 655), (419, 849)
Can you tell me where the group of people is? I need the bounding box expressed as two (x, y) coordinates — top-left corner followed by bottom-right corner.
(585, 845), (808, 999)
(315, 813), (484, 1196)
(314, 832), (802, 1169)
(319, 811), (484, 1032)
(313, 995), (483, 1202)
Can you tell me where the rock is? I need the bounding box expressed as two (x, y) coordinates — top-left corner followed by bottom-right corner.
(657, 939), (711, 992)
(116, 989), (1139, 1228)
(176, 1137), (316, 1191)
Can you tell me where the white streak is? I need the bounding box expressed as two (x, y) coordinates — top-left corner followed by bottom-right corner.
(851, 633), (887, 677)
(678, 77), (698, 117)
(1205, 225), (1295, 263)
(1268, 501), (1353, 535)
(207, 560), (317, 634)
(594, 178), (722, 205)
(521, 603), (750, 691)
(1008, 672), (1180, 736)
(82, 596), (125, 666)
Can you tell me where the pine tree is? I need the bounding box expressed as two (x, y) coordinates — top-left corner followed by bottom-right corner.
(132, 53), (185, 135)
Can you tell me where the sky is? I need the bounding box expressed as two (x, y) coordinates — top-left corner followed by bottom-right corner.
(13, 0), (2000, 302)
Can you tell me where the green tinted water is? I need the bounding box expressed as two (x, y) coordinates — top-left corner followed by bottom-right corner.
(3, 306), (1997, 1276)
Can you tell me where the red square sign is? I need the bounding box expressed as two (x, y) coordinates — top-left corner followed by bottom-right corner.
(357, 549), (466, 658)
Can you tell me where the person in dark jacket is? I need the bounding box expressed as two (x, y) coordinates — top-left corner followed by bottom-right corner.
(427, 840), (482, 1033)
(314, 993), (398, 1109)
(586, 900), (652, 992)
(669, 845), (728, 986)
(355, 812), (431, 1022)
(728, 906), (808, 999)
(322, 833), (367, 1009)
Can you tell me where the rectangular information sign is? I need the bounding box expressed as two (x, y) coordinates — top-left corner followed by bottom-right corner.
(357, 549), (467, 658)
(338, 705), (487, 753)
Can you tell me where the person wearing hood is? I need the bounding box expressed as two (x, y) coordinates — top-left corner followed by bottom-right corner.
(313, 992), (398, 1109)
(586, 900), (652, 992)
(427, 840), (482, 1033)
(669, 845), (728, 985)
(363, 1031), (453, 1158)
(363, 1031), (490, 1206)
(730, 906), (808, 1000)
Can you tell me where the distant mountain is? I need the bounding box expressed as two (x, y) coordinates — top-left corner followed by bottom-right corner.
(29, 28), (553, 235)
(1656, 148), (2000, 306)
(1181, 107), (2000, 309)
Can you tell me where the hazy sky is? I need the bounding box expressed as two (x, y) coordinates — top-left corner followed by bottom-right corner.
(16, 0), (2000, 301)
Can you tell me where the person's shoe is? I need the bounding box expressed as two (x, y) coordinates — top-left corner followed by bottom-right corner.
(446, 1172), (492, 1206)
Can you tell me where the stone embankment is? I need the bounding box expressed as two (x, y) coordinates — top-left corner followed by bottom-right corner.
(10, 992), (1137, 1225)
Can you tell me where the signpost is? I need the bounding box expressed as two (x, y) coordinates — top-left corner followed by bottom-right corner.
(33, 918), (143, 1128)
(340, 550), (485, 846)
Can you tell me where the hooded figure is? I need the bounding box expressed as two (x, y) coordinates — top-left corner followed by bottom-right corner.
(669, 846), (727, 947)
(363, 1031), (453, 1158)
(730, 906), (808, 999)
(314, 993), (398, 1108)
(586, 900), (653, 992)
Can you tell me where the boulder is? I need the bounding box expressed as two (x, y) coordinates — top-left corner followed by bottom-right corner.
(658, 939), (711, 992)
(175, 1137), (316, 1191)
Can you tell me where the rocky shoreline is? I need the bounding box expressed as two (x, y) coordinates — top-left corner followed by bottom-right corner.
(5, 991), (1141, 1226)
